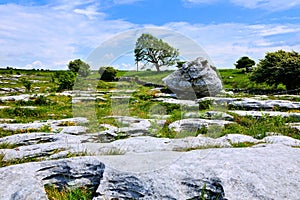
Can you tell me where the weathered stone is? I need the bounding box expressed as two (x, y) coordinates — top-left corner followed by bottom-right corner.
(289, 122), (300, 131)
(201, 97), (300, 110)
(0, 132), (59, 146)
(169, 118), (233, 133)
(0, 122), (46, 131)
(0, 157), (105, 200)
(163, 57), (223, 97)
(229, 110), (300, 119)
(0, 118), (16, 123)
(72, 96), (96, 103)
(59, 126), (87, 135)
(3, 145), (297, 199)
(153, 93), (177, 98)
(113, 116), (152, 136)
(0, 106), (10, 109)
(49, 117), (89, 126)
(205, 111), (234, 121)
(154, 97), (199, 107)
(263, 136), (300, 147)
(220, 134), (261, 144)
(0, 94), (30, 102)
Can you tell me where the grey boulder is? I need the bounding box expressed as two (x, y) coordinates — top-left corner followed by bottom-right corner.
(163, 57), (223, 97)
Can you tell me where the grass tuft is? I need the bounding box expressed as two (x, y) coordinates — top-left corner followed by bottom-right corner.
(45, 185), (93, 200)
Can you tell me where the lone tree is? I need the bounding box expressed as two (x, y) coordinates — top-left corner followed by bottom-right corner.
(250, 50), (300, 90)
(134, 33), (179, 71)
(68, 59), (91, 77)
(235, 56), (255, 72)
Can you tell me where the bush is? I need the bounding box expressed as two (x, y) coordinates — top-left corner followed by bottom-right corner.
(96, 80), (114, 89)
(55, 71), (76, 91)
(34, 95), (50, 105)
(68, 59), (91, 77)
(250, 50), (300, 90)
(20, 77), (32, 92)
(98, 66), (117, 81)
(3, 107), (42, 117)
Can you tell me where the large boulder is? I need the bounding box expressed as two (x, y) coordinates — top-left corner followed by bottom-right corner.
(162, 57), (223, 97)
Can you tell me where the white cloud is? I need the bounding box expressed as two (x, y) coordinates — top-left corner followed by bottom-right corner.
(113, 0), (143, 5)
(1, 1), (300, 70)
(182, 0), (219, 6)
(0, 3), (137, 69)
(74, 4), (105, 20)
(248, 25), (300, 36)
(183, 0), (216, 3)
(25, 60), (43, 69)
(163, 22), (300, 68)
(183, 0), (300, 11)
(230, 0), (300, 11)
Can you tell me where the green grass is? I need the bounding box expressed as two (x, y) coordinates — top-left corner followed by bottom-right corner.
(0, 142), (18, 149)
(218, 69), (273, 89)
(0, 150), (90, 168)
(230, 142), (258, 148)
(174, 144), (222, 152)
(117, 70), (173, 84)
(100, 147), (126, 155)
(45, 185), (93, 200)
(0, 153), (40, 167)
(0, 95), (73, 123)
(222, 114), (300, 140)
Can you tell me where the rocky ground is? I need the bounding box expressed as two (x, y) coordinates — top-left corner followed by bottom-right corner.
(1, 73), (300, 199)
(0, 86), (300, 199)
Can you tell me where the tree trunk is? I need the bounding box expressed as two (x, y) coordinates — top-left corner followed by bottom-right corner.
(155, 63), (160, 72)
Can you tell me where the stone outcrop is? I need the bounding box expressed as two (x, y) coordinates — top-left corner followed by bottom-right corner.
(200, 97), (300, 110)
(0, 144), (300, 199)
(162, 57), (223, 97)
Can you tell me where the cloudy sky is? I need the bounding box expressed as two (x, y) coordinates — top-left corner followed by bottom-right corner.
(0, 0), (300, 70)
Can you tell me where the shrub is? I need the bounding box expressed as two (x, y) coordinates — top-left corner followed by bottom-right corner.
(20, 77), (32, 92)
(250, 50), (300, 90)
(3, 107), (42, 117)
(55, 71), (76, 91)
(98, 66), (117, 81)
(68, 59), (91, 77)
(34, 95), (50, 105)
(96, 80), (114, 89)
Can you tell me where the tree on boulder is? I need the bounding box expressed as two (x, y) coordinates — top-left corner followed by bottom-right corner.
(68, 59), (91, 77)
(134, 33), (179, 71)
(250, 50), (300, 90)
(235, 56), (255, 72)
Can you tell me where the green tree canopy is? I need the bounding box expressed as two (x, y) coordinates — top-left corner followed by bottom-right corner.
(235, 56), (255, 72)
(134, 33), (179, 71)
(68, 59), (91, 77)
(250, 50), (300, 90)
(98, 66), (118, 81)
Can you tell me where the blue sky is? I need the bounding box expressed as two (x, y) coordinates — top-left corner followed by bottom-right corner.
(0, 0), (300, 69)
